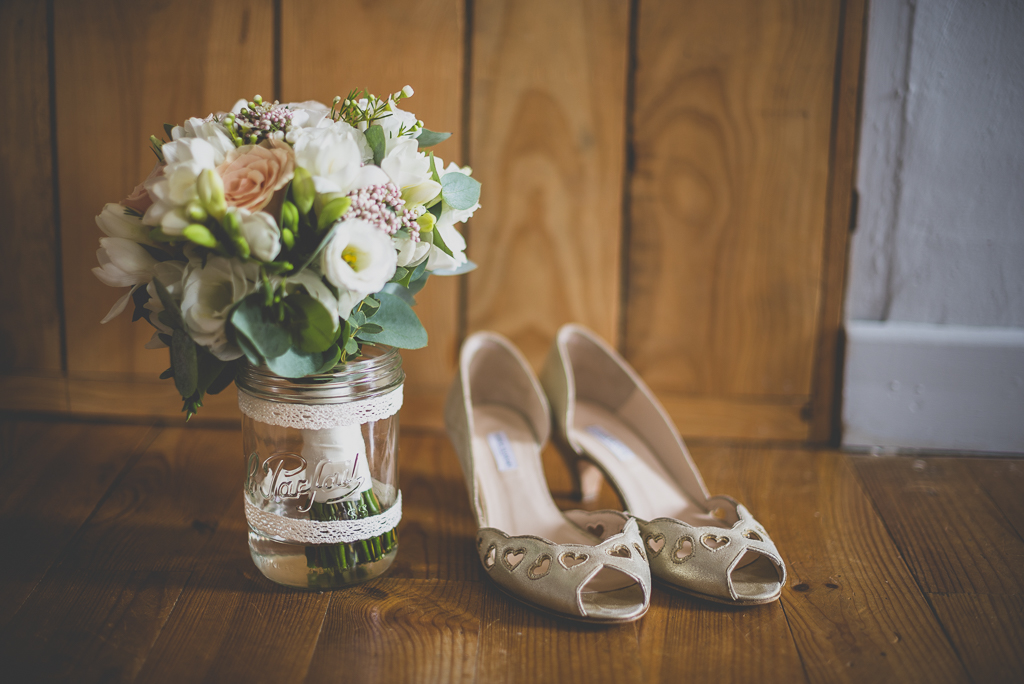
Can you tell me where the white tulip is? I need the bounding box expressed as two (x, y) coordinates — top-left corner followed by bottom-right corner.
(320, 219), (397, 299)
(237, 209), (282, 262)
(180, 256), (260, 361)
(96, 203), (153, 244)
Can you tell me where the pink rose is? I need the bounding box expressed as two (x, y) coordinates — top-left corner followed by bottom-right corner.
(217, 140), (295, 212)
(122, 163), (164, 214)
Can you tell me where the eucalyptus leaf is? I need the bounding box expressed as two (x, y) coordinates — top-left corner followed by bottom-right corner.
(355, 292), (428, 349)
(230, 293), (292, 359)
(171, 329), (198, 398)
(390, 266), (410, 285)
(416, 129), (452, 148)
(365, 124), (386, 166)
(428, 152), (440, 183)
(285, 292), (339, 353)
(206, 360), (238, 395)
(163, 123), (175, 139)
(265, 347), (336, 378)
(235, 330), (264, 367)
(343, 337), (359, 356)
(153, 279), (182, 329)
(315, 345), (342, 374)
(357, 323), (383, 335)
(440, 172), (481, 211)
(408, 269), (430, 296)
(380, 282), (416, 306)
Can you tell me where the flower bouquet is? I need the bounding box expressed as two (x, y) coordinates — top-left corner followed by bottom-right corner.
(92, 86), (479, 587)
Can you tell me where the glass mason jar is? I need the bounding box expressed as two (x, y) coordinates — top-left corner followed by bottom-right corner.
(236, 346), (403, 590)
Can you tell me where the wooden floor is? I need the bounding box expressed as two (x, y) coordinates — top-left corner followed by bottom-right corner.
(1, 417), (1022, 683)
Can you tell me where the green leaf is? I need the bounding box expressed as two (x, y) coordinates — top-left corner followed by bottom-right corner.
(230, 293), (292, 359)
(348, 309), (367, 328)
(431, 223), (455, 257)
(426, 202), (442, 220)
(380, 282), (416, 306)
(357, 323), (383, 335)
(236, 333), (264, 367)
(390, 266), (409, 284)
(265, 347), (336, 378)
(159, 367), (173, 380)
(317, 196), (352, 233)
(316, 345), (342, 373)
(360, 295), (381, 312)
(343, 337), (359, 356)
(428, 152), (441, 183)
(291, 167), (316, 215)
(206, 360), (238, 395)
(139, 244), (173, 262)
(355, 292), (428, 349)
(440, 172), (481, 211)
(171, 329), (198, 398)
(365, 124), (386, 166)
(285, 292), (339, 353)
(416, 129), (452, 148)
(153, 279), (182, 329)
(408, 260), (429, 288)
(163, 123), (175, 139)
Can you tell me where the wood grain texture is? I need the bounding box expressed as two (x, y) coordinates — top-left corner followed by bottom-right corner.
(809, 0), (867, 442)
(930, 593), (1024, 684)
(0, 0), (63, 374)
(281, 0), (466, 397)
(696, 446), (968, 683)
(466, 0), (630, 366)
(0, 420), (154, 625)
(54, 0), (274, 378)
(626, 0), (841, 399)
(967, 457), (1024, 542)
(852, 456), (1024, 595)
(138, 490), (332, 684)
(659, 393), (809, 441)
(0, 426), (240, 682)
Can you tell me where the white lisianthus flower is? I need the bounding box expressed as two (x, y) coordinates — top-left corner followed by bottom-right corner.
(96, 203), (154, 244)
(180, 256), (260, 360)
(286, 269), (341, 329)
(292, 124), (388, 196)
(236, 209), (282, 262)
(92, 237), (160, 323)
(143, 260), (188, 345)
(143, 137), (225, 234)
(321, 219), (397, 313)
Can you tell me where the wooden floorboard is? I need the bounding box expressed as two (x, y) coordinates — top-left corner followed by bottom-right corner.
(1, 419), (1022, 683)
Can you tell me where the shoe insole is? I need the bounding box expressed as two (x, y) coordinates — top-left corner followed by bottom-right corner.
(470, 404), (635, 595)
(570, 401), (726, 529)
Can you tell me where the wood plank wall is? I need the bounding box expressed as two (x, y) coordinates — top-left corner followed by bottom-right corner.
(0, 0), (864, 443)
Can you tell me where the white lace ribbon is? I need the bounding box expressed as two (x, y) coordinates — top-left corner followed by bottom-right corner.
(244, 491), (402, 545)
(238, 385), (403, 430)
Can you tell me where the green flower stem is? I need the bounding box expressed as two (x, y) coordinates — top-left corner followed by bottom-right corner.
(304, 490), (397, 582)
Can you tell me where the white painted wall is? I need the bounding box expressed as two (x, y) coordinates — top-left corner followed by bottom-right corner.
(843, 0), (1024, 452)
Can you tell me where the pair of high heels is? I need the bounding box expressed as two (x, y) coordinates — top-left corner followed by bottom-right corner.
(444, 325), (786, 624)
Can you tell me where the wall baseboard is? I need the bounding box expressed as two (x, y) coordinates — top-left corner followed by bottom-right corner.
(842, 321), (1024, 454)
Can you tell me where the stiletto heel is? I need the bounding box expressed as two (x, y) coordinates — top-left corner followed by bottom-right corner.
(541, 324), (786, 606)
(552, 430), (604, 503)
(445, 332), (651, 623)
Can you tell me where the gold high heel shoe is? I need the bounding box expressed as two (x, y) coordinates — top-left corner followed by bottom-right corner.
(444, 331), (651, 623)
(541, 324), (786, 605)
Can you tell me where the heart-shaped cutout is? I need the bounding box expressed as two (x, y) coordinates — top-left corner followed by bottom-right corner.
(559, 551), (588, 569)
(673, 537), (694, 562)
(701, 534), (730, 551)
(528, 555), (551, 579)
(607, 544), (631, 559)
(646, 534), (666, 555)
(743, 529), (763, 542)
(483, 544), (497, 569)
(503, 548), (526, 570)
(633, 542), (646, 561)
(586, 522), (605, 539)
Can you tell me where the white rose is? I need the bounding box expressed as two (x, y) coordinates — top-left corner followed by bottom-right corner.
(180, 256), (260, 360)
(381, 136), (431, 190)
(237, 209), (281, 262)
(96, 203), (153, 244)
(321, 219), (397, 300)
(292, 124), (388, 196)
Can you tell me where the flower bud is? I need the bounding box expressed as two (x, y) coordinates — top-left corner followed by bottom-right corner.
(232, 235), (251, 260)
(254, 94), (263, 104)
(281, 227), (295, 250)
(197, 168), (226, 219)
(416, 211), (436, 233)
(183, 223), (220, 249)
(280, 200), (299, 232)
(317, 196), (352, 232)
(402, 85), (414, 98)
(290, 167), (316, 215)
(222, 208), (242, 236)
(185, 201), (207, 223)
